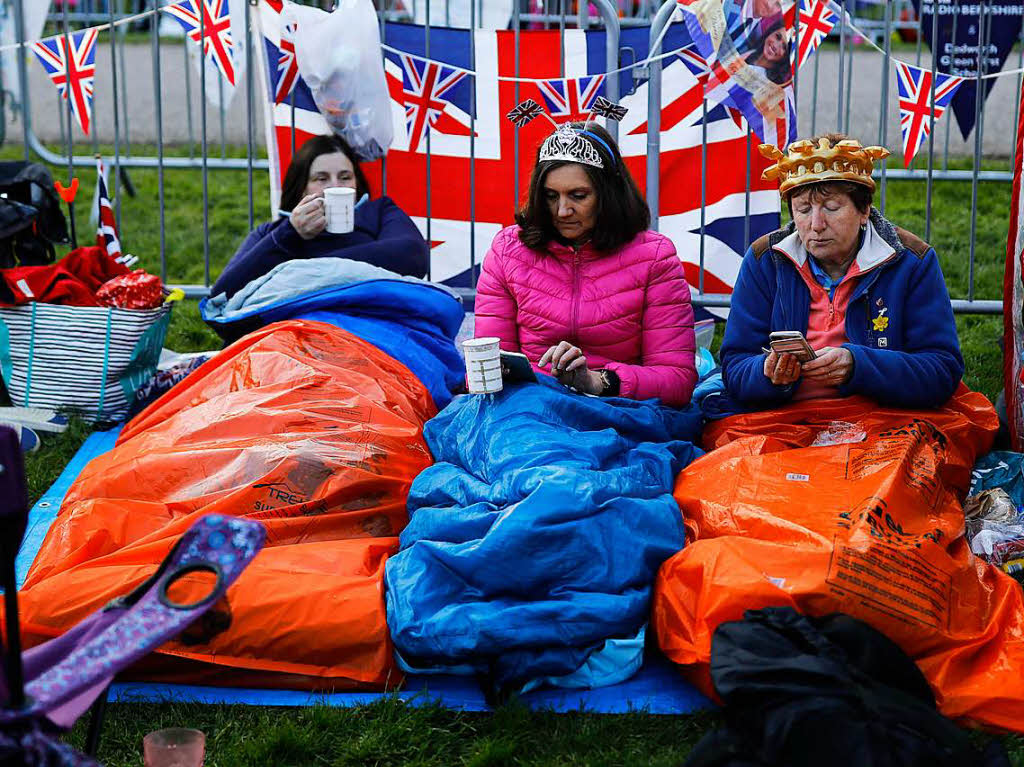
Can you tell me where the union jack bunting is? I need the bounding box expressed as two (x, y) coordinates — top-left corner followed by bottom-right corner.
(591, 96), (628, 122)
(506, 99), (544, 127)
(399, 54), (471, 153)
(32, 29), (97, 135)
(785, 0), (838, 74)
(94, 157), (122, 261)
(894, 60), (964, 167)
(536, 75), (605, 123)
(162, 0), (236, 86)
(274, 18), (299, 104)
(253, 10), (781, 305)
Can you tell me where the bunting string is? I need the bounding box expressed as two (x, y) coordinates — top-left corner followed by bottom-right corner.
(9, 3), (1024, 80)
(16, 0), (1024, 141)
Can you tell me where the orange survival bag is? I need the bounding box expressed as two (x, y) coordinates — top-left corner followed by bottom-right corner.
(14, 320), (437, 690)
(654, 389), (1024, 732)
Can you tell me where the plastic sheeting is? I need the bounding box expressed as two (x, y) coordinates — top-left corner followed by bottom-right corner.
(15, 320), (437, 690)
(386, 376), (704, 693)
(653, 389), (1024, 732)
(203, 277), (465, 409)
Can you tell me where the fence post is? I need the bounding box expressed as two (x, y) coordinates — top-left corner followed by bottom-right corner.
(582, 0), (621, 143)
(645, 0), (676, 231)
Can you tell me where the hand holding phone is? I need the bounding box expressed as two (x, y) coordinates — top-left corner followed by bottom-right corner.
(500, 351), (537, 384)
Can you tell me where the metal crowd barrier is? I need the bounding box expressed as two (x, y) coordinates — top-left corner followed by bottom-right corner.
(21, 0), (1021, 314)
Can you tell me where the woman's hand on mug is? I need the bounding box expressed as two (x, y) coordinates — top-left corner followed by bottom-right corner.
(539, 341), (603, 394)
(289, 193), (327, 240)
(763, 350), (801, 386)
(802, 346), (854, 385)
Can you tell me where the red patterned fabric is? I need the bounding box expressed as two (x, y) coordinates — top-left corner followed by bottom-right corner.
(96, 270), (163, 309)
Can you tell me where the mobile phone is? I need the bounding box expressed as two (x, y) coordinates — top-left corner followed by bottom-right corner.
(500, 351), (538, 384)
(768, 330), (817, 363)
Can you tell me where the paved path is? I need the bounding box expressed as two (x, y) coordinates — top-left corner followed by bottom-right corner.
(9, 43), (1022, 158)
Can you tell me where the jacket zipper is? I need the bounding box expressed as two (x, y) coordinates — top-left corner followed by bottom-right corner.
(571, 249), (581, 343)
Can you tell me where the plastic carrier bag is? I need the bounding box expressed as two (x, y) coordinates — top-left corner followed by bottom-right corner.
(0, 301), (171, 422)
(290, 0), (393, 160)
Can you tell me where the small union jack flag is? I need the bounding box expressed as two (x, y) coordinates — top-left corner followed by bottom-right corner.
(785, 0), (838, 75)
(591, 96), (628, 122)
(162, 0), (236, 86)
(400, 54), (470, 153)
(894, 61), (964, 167)
(94, 157), (122, 261)
(274, 19), (299, 104)
(536, 75), (605, 123)
(506, 99), (544, 127)
(32, 29), (97, 136)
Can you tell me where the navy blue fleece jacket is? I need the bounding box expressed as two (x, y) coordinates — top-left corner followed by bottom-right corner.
(721, 210), (964, 410)
(212, 195), (428, 298)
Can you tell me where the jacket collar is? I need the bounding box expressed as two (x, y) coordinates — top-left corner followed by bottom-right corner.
(544, 238), (601, 260)
(771, 207), (898, 276)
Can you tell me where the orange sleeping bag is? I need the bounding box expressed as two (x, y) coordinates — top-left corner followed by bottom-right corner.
(15, 320), (437, 689)
(653, 389), (1024, 732)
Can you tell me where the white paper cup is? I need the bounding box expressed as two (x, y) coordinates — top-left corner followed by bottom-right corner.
(324, 187), (356, 234)
(463, 337), (502, 394)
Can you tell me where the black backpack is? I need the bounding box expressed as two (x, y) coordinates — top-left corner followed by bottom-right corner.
(0, 161), (69, 269)
(684, 607), (1010, 767)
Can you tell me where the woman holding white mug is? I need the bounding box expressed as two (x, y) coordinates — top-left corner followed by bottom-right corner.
(213, 134), (429, 299)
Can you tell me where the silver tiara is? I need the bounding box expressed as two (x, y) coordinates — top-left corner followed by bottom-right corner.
(538, 124), (604, 169)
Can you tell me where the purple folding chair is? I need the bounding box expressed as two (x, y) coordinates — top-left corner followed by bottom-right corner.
(0, 425), (267, 765)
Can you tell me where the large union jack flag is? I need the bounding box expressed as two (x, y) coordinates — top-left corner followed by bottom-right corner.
(32, 29), (97, 136)
(894, 60), (964, 167)
(785, 0), (838, 75)
(396, 54), (472, 153)
(253, 7), (780, 305)
(163, 0), (236, 86)
(536, 75), (605, 122)
(274, 19), (299, 104)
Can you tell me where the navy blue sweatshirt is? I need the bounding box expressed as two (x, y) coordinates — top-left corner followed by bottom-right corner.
(212, 195), (429, 299)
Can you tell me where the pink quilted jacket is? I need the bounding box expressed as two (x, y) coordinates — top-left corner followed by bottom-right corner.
(475, 226), (697, 407)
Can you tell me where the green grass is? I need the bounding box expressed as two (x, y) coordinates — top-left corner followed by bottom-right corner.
(10, 145), (1020, 764)
(67, 700), (721, 766)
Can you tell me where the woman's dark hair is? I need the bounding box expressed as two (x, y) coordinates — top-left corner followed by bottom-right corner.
(515, 122), (650, 253)
(784, 134), (874, 215)
(749, 19), (790, 85)
(279, 134), (371, 212)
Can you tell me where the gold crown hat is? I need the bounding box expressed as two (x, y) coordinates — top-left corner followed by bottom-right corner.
(758, 137), (891, 198)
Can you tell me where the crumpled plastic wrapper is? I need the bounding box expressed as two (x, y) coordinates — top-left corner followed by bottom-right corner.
(810, 421), (867, 447)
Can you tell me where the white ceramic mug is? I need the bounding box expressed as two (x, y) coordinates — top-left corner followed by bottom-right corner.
(323, 187), (356, 234)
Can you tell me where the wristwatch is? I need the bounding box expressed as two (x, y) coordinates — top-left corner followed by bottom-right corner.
(596, 369), (621, 397)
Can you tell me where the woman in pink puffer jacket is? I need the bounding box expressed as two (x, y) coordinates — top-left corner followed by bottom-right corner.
(475, 122), (697, 407)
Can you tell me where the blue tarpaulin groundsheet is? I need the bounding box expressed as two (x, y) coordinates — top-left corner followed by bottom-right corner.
(19, 425), (711, 714)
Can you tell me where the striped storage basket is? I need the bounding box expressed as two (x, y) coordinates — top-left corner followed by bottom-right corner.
(0, 302), (172, 422)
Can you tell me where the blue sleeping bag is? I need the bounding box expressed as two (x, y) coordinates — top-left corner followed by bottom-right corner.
(202, 276), (465, 409)
(384, 376), (704, 694)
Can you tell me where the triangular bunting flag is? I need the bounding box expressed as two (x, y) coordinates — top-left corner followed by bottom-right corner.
(162, 0), (236, 86)
(894, 60), (964, 167)
(32, 29), (98, 136)
(786, 0), (838, 75)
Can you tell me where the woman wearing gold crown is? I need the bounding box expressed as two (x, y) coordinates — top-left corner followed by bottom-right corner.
(474, 121), (698, 407)
(720, 133), (963, 409)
